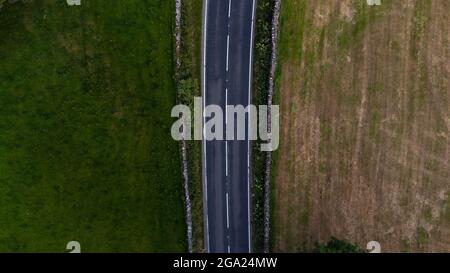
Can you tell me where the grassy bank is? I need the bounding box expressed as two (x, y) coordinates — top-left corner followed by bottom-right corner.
(0, 0), (185, 252)
(178, 0), (204, 253)
(251, 0), (275, 253)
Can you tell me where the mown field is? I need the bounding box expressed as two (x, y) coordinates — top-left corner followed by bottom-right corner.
(274, 0), (449, 252)
(0, 0), (185, 252)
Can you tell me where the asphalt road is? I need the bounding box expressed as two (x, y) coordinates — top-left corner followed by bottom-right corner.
(202, 0), (255, 253)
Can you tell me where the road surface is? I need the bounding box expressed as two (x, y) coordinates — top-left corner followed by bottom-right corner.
(202, 0), (256, 253)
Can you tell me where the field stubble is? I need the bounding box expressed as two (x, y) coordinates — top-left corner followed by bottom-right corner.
(274, 0), (450, 252)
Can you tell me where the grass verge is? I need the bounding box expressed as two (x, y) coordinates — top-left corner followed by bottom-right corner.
(177, 0), (204, 253)
(251, 0), (275, 253)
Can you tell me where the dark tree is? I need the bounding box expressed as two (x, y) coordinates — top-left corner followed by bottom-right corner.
(1, 0), (29, 11)
(313, 237), (364, 253)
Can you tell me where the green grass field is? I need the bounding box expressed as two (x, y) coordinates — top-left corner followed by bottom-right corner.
(0, 0), (185, 252)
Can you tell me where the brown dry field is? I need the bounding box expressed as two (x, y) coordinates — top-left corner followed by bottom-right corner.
(274, 0), (450, 252)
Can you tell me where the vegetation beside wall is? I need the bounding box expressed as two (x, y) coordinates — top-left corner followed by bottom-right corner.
(252, 0), (275, 253)
(313, 238), (363, 253)
(177, 0), (204, 253)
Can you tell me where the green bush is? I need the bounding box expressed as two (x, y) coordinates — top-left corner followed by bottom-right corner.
(313, 237), (364, 253)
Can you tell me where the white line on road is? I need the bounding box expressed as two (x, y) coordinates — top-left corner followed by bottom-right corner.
(225, 91), (228, 179)
(202, 0), (210, 253)
(225, 88), (228, 125)
(226, 0), (231, 254)
(247, 0), (256, 254)
(226, 35), (230, 72)
(225, 0), (231, 178)
(225, 139), (228, 176)
(226, 193), (230, 229)
(225, 88), (228, 126)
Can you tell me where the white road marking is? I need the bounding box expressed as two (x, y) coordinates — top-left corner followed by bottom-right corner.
(225, 36), (229, 176)
(226, 0), (231, 253)
(226, 193), (230, 229)
(225, 140), (228, 176)
(225, 88), (228, 125)
(226, 35), (230, 72)
(247, 0), (256, 254)
(225, 0), (231, 180)
(225, 88), (229, 126)
(202, 0), (210, 253)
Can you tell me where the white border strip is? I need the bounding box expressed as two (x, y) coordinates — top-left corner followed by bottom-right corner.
(247, 0), (256, 254)
(226, 193), (230, 229)
(202, 0), (210, 253)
